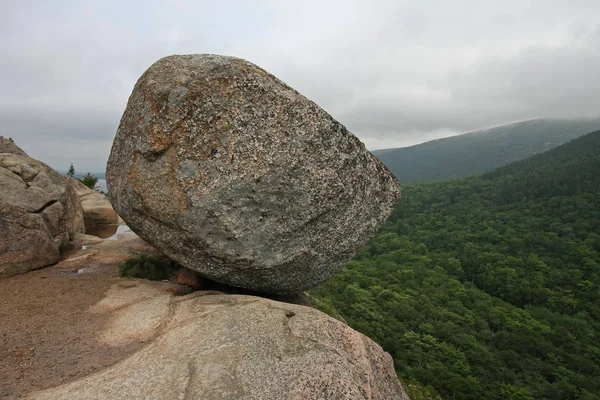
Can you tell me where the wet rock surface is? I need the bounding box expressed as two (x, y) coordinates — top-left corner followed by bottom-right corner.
(107, 54), (401, 294)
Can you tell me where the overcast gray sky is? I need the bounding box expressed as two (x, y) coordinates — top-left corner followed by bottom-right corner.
(1, 0), (600, 172)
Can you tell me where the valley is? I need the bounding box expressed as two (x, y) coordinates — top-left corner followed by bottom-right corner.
(312, 130), (600, 399)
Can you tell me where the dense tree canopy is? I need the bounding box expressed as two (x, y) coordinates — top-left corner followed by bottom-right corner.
(311, 131), (600, 399)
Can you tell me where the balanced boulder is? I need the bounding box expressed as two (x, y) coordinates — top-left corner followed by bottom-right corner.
(107, 54), (400, 294)
(0, 148), (84, 277)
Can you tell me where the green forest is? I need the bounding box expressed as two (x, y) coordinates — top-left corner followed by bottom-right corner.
(310, 131), (600, 399)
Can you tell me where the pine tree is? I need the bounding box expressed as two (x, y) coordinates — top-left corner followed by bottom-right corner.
(81, 172), (98, 190)
(67, 163), (75, 177)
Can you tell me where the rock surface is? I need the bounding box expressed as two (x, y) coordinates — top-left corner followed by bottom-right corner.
(73, 179), (119, 227)
(31, 286), (409, 400)
(107, 54), (401, 294)
(0, 230), (165, 399)
(176, 266), (203, 289)
(0, 135), (28, 156)
(0, 152), (84, 277)
(0, 201), (60, 278)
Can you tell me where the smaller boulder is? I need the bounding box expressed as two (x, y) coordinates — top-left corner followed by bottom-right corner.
(73, 179), (119, 227)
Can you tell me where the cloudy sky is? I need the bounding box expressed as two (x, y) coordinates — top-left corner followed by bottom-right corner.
(1, 0), (600, 172)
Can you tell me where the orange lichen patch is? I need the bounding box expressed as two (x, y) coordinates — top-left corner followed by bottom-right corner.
(146, 134), (171, 155)
(14, 347), (32, 356)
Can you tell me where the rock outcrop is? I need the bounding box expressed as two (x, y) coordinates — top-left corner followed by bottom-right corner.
(31, 283), (410, 400)
(73, 179), (119, 227)
(107, 54), (401, 294)
(0, 136), (28, 157)
(0, 149), (84, 277)
(0, 201), (61, 278)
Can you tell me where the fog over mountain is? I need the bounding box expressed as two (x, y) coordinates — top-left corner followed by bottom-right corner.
(374, 118), (600, 184)
(1, 0), (600, 171)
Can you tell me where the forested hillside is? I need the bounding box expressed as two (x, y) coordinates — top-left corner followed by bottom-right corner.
(311, 131), (600, 399)
(373, 118), (600, 184)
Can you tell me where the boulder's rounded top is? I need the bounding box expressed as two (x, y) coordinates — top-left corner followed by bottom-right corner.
(139, 53), (300, 96)
(148, 53), (285, 79)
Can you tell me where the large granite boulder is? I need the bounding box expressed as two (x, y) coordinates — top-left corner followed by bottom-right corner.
(107, 54), (401, 294)
(73, 179), (119, 227)
(0, 153), (84, 277)
(31, 285), (410, 399)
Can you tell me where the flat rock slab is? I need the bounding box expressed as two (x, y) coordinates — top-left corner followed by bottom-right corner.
(30, 288), (409, 400)
(107, 54), (401, 294)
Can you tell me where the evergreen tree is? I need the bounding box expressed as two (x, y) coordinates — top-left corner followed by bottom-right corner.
(67, 163), (75, 177)
(81, 172), (98, 190)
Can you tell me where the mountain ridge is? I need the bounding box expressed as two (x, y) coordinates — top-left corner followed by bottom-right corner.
(373, 117), (600, 184)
